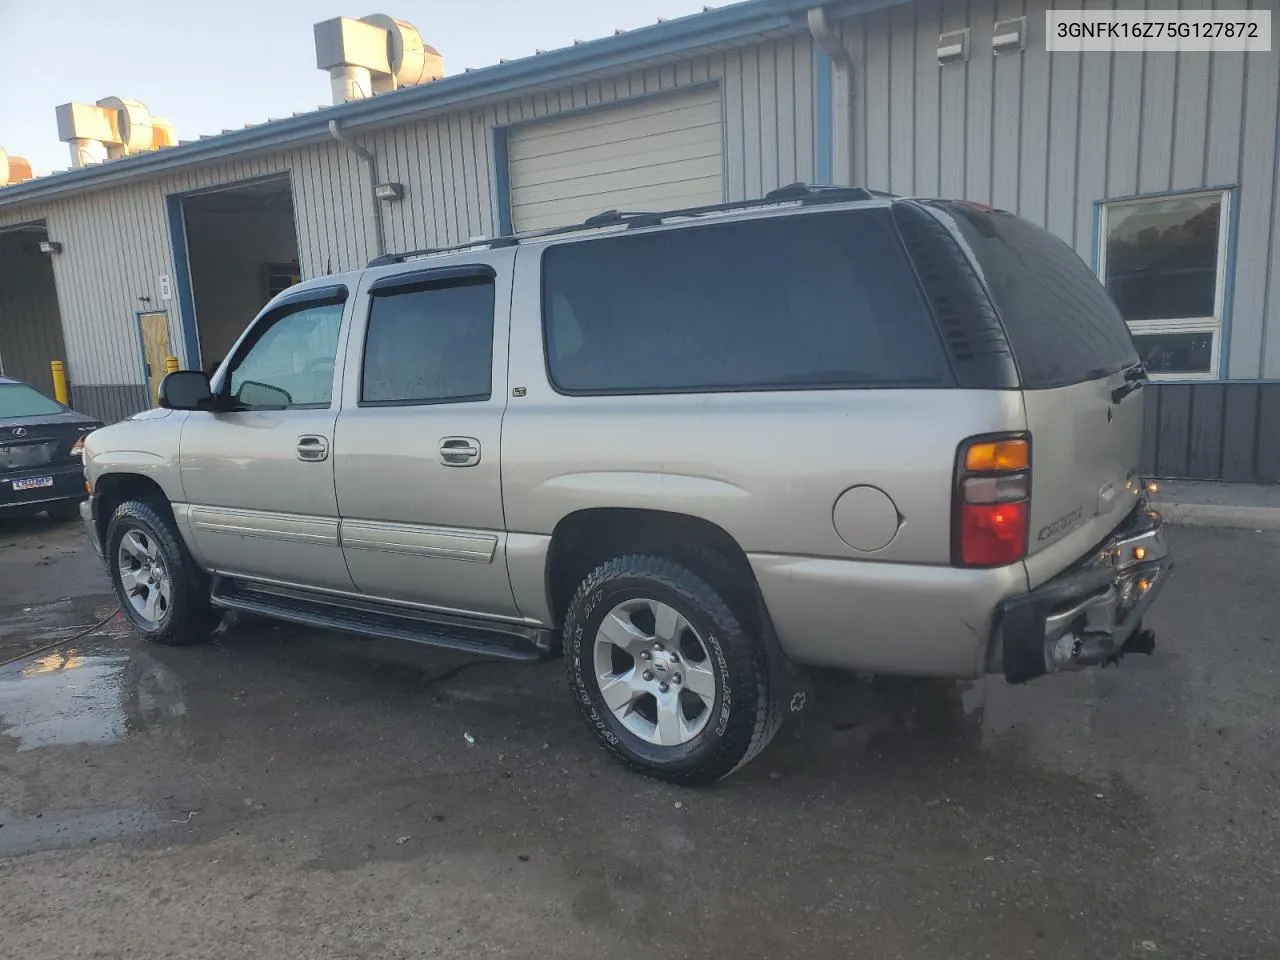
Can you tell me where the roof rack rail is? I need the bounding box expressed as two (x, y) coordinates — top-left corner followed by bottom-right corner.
(367, 182), (895, 268)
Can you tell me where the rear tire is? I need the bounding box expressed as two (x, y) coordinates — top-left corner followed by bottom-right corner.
(564, 554), (779, 784)
(106, 499), (219, 646)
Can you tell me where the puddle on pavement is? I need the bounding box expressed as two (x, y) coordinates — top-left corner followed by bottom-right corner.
(0, 650), (133, 749)
(0, 805), (164, 857)
(0, 595), (133, 661)
(0, 644), (187, 752)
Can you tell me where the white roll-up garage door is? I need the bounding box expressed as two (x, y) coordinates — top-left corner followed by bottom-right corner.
(508, 87), (724, 232)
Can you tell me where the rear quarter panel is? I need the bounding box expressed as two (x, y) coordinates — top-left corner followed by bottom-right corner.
(500, 387), (1029, 563)
(502, 241), (1030, 603)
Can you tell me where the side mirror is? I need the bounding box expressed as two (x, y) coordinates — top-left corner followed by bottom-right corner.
(158, 370), (213, 410)
(235, 380), (292, 409)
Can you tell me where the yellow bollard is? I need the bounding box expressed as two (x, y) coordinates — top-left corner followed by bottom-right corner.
(50, 359), (70, 405)
(165, 355), (179, 374)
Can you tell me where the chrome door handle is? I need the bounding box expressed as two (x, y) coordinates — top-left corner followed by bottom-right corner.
(297, 435), (329, 462)
(439, 436), (481, 467)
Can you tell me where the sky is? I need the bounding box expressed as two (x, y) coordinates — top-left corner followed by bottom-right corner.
(0, 0), (725, 176)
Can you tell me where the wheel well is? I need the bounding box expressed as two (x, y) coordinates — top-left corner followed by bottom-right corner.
(546, 508), (758, 625)
(94, 474), (170, 546)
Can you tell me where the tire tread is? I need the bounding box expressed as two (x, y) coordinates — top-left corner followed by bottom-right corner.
(564, 553), (779, 784)
(106, 498), (218, 646)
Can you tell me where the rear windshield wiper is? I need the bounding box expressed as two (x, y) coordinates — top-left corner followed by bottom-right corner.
(1112, 365), (1148, 404)
(1122, 362), (1149, 383)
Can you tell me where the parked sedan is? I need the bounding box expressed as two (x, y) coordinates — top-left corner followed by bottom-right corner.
(0, 376), (102, 521)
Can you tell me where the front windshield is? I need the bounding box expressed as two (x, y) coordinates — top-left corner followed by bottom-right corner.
(0, 383), (64, 419)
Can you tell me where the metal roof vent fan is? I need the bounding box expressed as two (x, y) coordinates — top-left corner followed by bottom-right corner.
(0, 146), (34, 187)
(53, 97), (177, 169)
(314, 14), (444, 105)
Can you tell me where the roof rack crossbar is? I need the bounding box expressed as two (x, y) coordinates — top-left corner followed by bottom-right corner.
(367, 182), (896, 267)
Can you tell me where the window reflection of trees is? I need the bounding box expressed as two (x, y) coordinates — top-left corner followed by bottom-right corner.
(1105, 201), (1220, 322)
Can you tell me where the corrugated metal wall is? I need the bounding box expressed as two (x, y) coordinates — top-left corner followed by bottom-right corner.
(0, 34), (814, 422)
(0, 228), (67, 398)
(368, 35), (816, 252)
(0, 141), (375, 411)
(1143, 382), (1280, 483)
(838, 0), (1280, 380)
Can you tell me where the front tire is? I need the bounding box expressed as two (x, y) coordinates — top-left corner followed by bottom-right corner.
(564, 554), (780, 784)
(106, 499), (219, 646)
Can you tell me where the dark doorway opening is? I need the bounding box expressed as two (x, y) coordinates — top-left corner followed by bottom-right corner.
(0, 222), (70, 400)
(180, 175), (301, 375)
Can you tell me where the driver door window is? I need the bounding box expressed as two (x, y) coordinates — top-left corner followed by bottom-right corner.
(227, 301), (344, 408)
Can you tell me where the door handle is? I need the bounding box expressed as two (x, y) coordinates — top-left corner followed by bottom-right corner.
(297, 435), (329, 462)
(439, 436), (481, 467)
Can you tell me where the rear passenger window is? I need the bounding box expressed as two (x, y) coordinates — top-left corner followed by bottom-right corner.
(541, 210), (950, 394)
(360, 278), (494, 405)
(939, 205), (1139, 388)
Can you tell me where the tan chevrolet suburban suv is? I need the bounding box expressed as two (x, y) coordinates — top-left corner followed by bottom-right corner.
(80, 185), (1172, 784)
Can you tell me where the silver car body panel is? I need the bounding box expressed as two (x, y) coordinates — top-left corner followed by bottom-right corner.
(749, 553), (1028, 677)
(177, 405), (352, 590)
(84, 409), (188, 506)
(329, 252), (521, 620)
(1020, 376), (1144, 589)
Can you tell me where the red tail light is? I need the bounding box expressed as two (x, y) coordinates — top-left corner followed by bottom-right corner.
(955, 435), (1030, 568)
(960, 501), (1028, 566)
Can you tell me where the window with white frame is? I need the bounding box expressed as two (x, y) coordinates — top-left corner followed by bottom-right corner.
(1098, 190), (1230, 379)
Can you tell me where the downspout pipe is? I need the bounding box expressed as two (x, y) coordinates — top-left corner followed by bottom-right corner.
(328, 119), (385, 260)
(806, 7), (855, 187)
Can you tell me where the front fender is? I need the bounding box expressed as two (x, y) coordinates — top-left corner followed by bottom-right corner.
(84, 410), (188, 505)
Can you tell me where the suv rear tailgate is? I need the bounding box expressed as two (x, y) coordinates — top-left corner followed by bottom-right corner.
(929, 202), (1145, 588)
(1020, 375), (1142, 587)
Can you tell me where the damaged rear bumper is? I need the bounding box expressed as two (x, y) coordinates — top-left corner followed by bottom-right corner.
(994, 504), (1173, 683)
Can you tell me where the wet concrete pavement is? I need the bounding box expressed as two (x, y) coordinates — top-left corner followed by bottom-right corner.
(0, 521), (1276, 959)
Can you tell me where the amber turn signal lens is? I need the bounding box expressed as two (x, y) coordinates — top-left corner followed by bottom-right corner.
(1133, 546), (1147, 561)
(965, 439), (1029, 472)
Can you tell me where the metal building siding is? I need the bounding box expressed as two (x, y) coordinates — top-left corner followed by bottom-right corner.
(838, 0), (1280, 379)
(0, 142), (368, 398)
(0, 32), (816, 418)
(371, 35), (817, 247)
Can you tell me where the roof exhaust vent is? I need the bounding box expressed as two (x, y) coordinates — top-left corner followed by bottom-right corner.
(0, 146), (34, 187)
(314, 14), (443, 104)
(54, 97), (177, 169)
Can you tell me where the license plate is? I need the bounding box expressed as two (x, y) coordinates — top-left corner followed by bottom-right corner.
(11, 476), (54, 492)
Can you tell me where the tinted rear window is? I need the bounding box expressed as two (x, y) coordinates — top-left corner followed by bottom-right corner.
(541, 209), (950, 394)
(939, 205), (1138, 388)
(0, 383), (63, 418)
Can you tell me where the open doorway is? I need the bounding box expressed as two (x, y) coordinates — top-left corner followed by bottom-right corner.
(0, 222), (70, 400)
(179, 175), (301, 375)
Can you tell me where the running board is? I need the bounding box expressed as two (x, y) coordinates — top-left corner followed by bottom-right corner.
(210, 576), (551, 661)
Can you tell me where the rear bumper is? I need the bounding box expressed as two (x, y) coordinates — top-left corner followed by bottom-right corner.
(0, 462), (87, 513)
(994, 503), (1172, 683)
